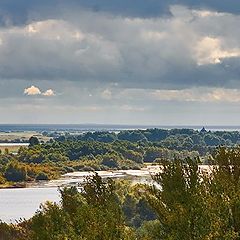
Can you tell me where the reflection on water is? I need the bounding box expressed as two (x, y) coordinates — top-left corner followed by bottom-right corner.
(0, 188), (60, 223)
(0, 168), (157, 223)
(0, 165), (211, 223)
(0, 143), (29, 146)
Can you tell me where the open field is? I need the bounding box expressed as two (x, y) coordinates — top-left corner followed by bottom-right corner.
(0, 131), (50, 143)
(0, 145), (27, 153)
(0, 131), (50, 153)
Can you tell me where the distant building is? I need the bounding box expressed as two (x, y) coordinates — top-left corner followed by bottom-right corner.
(200, 127), (207, 133)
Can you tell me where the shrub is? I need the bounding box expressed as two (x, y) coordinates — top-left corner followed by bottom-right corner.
(35, 172), (49, 181)
(132, 165), (141, 170)
(64, 166), (75, 173)
(4, 161), (27, 182)
(82, 166), (94, 171)
(0, 174), (5, 184)
(102, 157), (119, 168)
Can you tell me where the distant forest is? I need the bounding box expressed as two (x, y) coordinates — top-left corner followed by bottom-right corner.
(1, 128), (240, 186)
(54, 128), (240, 155)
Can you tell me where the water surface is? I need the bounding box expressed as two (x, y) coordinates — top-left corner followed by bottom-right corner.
(0, 188), (60, 223)
(0, 168), (157, 223)
(0, 165), (210, 223)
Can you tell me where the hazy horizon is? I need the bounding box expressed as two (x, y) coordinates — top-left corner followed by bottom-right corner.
(1, 123), (240, 133)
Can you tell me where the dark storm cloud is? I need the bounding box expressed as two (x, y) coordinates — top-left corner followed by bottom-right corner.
(0, 0), (240, 27)
(0, 5), (240, 90)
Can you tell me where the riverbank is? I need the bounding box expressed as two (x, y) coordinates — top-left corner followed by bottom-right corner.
(0, 167), (156, 223)
(0, 164), (213, 223)
(0, 182), (26, 189)
(19, 166), (157, 188)
(0, 164), (213, 189)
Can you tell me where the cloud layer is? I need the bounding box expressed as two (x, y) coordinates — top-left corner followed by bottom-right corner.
(0, 6), (239, 91)
(0, 1), (240, 124)
(0, 0), (240, 27)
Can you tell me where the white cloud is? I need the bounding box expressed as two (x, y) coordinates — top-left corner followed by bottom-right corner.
(24, 86), (41, 95)
(195, 37), (240, 65)
(192, 10), (225, 18)
(42, 89), (55, 96)
(24, 86), (55, 97)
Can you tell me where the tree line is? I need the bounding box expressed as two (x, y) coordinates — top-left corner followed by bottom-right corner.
(0, 138), (198, 186)
(55, 128), (240, 155)
(1, 147), (240, 239)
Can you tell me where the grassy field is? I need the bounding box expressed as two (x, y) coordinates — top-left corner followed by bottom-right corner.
(0, 131), (50, 142)
(0, 145), (25, 153)
(0, 131), (50, 153)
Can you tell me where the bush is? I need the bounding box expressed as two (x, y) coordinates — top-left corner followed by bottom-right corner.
(4, 161), (27, 182)
(91, 165), (101, 171)
(102, 157), (119, 168)
(100, 165), (109, 171)
(0, 174), (5, 184)
(35, 172), (49, 181)
(0, 222), (25, 240)
(73, 165), (84, 171)
(121, 165), (129, 170)
(132, 165), (141, 170)
(29, 136), (40, 146)
(64, 166), (75, 173)
(82, 166), (94, 171)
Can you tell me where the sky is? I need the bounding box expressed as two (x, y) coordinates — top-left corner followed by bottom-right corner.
(0, 0), (240, 125)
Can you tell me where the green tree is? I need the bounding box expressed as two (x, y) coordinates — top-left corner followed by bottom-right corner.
(146, 158), (212, 240)
(29, 136), (40, 147)
(4, 161), (27, 182)
(29, 174), (134, 240)
(0, 221), (29, 240)
(209, 147), (240, 239)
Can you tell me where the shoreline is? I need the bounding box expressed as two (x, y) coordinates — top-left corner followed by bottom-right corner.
(0, 165), (213, 189)
(0, 166), (156, 189)
(0, 182), (26, 189)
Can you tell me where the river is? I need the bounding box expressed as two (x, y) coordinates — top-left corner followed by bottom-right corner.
(0, 188), (59, 223)
(0, 143), (29, 146)
(0, 167), (159, 223)
(0, 165), (211, 223)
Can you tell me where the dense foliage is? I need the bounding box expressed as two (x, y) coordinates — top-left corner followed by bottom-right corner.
(2, 147), (240, 239)
(0, 135), (199, 186)
(1, 127), (239, 187)
(56, 128), (240, 155)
